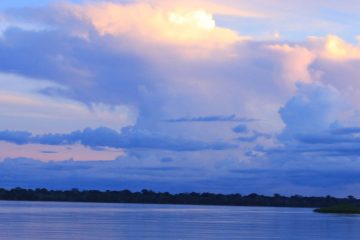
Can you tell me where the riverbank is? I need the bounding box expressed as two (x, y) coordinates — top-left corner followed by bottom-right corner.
(314, 204), (360, 214)
(0, 187), (359, 208)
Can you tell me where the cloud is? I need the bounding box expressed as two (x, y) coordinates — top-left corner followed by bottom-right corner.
(256, 80), (360, 164)
(309, 35), (360, 61)
(0, 141), (123, 162)
(150, 0), (265, 18)
(47, 0), (251, 59)
(1, 4), (337, 138)
(160, 157), (174, 163)
(3, 0), (360, 196)
(0, 127), (237, 152)
(0, 73), (136, 134)
(331, 127), (360, 135)
(2, 157), (360, 196)
(279, 83), (342, 139)
(265, 44), (315, 90)
(0, 130), (31, 145)
(237, 131), (271, 143)
(232, 124), (248, 133)
(166, 115), (256, 123)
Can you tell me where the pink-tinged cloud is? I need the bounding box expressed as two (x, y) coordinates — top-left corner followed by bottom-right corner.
(150, 0), (265, 18)
(265, 44), (315, 90)
(0, 142), (124, 162)
(309, 35), (360, 61)
(1, 0), (360, 195)
(59, 1), (251, 59)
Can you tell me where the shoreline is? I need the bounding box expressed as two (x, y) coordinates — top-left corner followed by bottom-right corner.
(0, 187), (358, 209)
(0, 199), (317, 209)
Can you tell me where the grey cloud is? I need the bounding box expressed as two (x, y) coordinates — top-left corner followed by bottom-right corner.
(40, 150), (58, 154)
(331, 127), (360, 135)
(278, 83), (341, 140)
(166, 115), (257, 123)
(294, 133), (359, 145)
(160, 157), (174, 163)
(0, 127), (238, 152)
(232, 124), (248, 133)
(2, 157), (360, 196)
(0, 130), (31, 145)
(237, 131), (271, 142)
(0, 27), (157, 107)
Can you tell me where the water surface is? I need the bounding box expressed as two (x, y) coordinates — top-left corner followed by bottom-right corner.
(0, 201), (359, 239)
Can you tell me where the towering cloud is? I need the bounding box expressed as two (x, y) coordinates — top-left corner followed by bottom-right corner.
(1, 0), (360, 195)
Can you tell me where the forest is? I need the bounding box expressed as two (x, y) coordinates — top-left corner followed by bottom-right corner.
(0, 188), (358, 208)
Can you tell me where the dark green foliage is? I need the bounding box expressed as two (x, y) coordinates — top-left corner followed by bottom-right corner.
(314, 204), (360, 214)
(0, 187), (358, 208)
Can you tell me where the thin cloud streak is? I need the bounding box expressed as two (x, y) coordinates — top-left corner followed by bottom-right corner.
(166, 115), (257, 123)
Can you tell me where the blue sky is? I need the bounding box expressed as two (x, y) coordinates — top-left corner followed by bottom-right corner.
(0, 0), (83, 8)
(1, 0), (360, 196)
(0, 0), (46, 8)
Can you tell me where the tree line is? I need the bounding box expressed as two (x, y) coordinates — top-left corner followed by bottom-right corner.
(0, 188), (358, 208)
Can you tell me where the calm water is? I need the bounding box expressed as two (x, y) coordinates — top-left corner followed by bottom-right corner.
(0, 201), (359, 239)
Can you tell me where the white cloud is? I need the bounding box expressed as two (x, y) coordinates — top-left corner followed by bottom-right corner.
(54, 1), (252, 59)
(2, 2), (360, 167)
(309, 35), (360, 60)
(265, 44), (316, 89)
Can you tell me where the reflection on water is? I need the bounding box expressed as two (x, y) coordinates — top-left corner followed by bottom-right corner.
(0, 201), (359, 239)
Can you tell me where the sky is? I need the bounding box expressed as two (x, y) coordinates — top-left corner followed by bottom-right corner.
(1, 0), (360, 196)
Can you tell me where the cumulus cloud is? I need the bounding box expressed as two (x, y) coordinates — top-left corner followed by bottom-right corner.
(279, 83), (342, 139)
(1, 3), (360, 145)
(34, 0), (254, 59)
(265, 44), (315, 90)
(2, 0), (360, 195)
(309, 35), (360, 61)
(264, 81), (360, 162)
(67, 0), (251, 38)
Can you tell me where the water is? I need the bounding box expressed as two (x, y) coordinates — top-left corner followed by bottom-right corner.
(0, 201), (359, 239)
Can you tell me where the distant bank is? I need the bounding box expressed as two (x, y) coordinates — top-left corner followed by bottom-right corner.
(314, 204), (360, 214)
(0, 187), (359, 208)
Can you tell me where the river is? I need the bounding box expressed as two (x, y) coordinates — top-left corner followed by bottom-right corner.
(0, 201), (358, 239)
